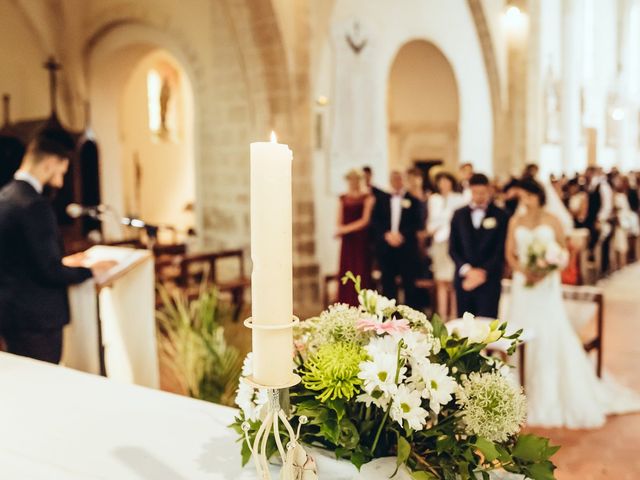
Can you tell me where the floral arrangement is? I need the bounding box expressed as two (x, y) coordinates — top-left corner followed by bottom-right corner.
(232, 274), (558, 479)
(523, 239), (568, 287)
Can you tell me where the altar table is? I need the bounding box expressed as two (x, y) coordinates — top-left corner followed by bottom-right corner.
(0, 353), (357, 479)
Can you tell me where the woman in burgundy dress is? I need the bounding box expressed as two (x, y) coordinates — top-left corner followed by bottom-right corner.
(336, 169), (375, 305)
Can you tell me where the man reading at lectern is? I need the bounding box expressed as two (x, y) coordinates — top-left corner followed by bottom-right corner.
(0, 127), (113, 364)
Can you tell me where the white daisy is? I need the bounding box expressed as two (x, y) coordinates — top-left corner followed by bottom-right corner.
(356, 389), (391, 410)
(395, 330), (435, 366)
(390, 384), (428, 431)
(365, 334), (401, 358)
(414, 361), (457, 414)
(235, 378), (268, 421)
(241, 352), (253, 377)
(358, 353), (405, 395)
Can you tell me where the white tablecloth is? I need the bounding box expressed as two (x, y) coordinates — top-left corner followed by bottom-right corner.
(0, 353), (357, 479)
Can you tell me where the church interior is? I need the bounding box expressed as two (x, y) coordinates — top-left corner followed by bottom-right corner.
(1, 1), (639, 479)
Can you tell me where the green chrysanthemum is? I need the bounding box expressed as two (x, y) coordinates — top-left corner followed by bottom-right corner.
(302, 342), (367, 402)
(457, 371), (527, 442)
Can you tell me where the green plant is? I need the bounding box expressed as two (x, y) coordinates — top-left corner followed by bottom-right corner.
(156, 282), (243, 406)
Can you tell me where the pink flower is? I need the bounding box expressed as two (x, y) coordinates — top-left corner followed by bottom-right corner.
(356, 317), (410, 335)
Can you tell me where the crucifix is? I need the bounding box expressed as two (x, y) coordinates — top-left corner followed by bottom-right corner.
(345, 21), (368, 55)
(43, 56), (62, 115)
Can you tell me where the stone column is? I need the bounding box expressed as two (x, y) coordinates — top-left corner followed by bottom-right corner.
(561, 0), (581, 174)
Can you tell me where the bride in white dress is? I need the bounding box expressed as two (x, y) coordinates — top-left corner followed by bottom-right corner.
(506, 178), (640, 428)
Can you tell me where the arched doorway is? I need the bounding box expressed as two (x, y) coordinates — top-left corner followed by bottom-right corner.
(86, 25), (197, 242)
(387, 40), (460, 177)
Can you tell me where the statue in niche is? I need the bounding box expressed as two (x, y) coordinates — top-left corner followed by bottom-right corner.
(543, 64), (561, 145)
(159, 76), (171, 136)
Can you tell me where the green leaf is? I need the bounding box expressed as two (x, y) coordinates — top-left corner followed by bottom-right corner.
(512, 435), (556, 462)
(412, 471), (437, 480)
(523, 460), (557, 480)
(327, 398), (346, 421)
(396, 436), (411, 467)
(474, 437), (500, 463)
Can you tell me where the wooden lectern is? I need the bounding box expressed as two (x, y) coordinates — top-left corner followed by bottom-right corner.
(62, 246), (159, 389)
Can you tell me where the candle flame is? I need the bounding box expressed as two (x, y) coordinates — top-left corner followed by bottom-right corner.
(270, 131), (277, 143)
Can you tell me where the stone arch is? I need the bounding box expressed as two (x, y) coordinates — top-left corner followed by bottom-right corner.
(387, 39), (461, 172)
(82, 21), (207, 240)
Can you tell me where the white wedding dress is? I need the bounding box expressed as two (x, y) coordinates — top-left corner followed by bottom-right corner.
(507, 224), (640, 428)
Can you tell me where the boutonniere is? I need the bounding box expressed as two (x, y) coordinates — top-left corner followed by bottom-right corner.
(401, 199), (412, 209)
(482, 217), (497, 229)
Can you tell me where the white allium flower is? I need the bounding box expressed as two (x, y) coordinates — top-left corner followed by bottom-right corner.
(358, 289), (396, 316)
(358, 353), (405, 395)
(457, 371), (527, 442)
(396, 305), (430, 330)
(413, 361), (457, 414)
(356, 389), (391, 410)
(390, 384), (429, 431)
(241, 352), (253, 377)
(235, 378), (268, 421)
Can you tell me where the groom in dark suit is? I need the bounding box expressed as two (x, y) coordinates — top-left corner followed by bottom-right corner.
(449, 173), (508, 318)
(371, 170), (422, 308)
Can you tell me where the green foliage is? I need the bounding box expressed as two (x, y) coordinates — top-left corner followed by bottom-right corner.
(156, 283), (243, 406)
(231, 277), (560, 479)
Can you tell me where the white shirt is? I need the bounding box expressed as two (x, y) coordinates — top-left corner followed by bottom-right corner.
(470, 205), (487, 229)
(427, 192), (466, 243)
(14, 171), (43, 194)
(390, 191), (405, 233)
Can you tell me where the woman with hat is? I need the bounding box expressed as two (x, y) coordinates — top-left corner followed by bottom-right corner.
(427, 170), (466, 319)
(336, 168), (375, 305)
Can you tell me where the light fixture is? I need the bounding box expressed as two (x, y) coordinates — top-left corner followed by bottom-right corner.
(611, 107), (625, 121)
(316, 95), (329, 106)
(503, 5), (527, 34)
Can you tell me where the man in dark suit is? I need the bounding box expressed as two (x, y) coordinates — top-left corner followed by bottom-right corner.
(0, 127), (112, 363)
(371, 170), (422, 308)
(449, 173), (508, 318)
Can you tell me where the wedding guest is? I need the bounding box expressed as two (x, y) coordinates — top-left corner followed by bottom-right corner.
(459, 162), (474, 203)
(611, 175), (640, 268)
(363, 165), (386, 205)
(407, 167), (427, 224)
(426, 171), (466, 319)
(584, 166), (614, 273)
(371, 171), (422, 308)
(501, 177), (521, 219)
(0, 127), (115, 363)
(336, 169), (375, 305)
(449, 173), (508, 318)
(567, 178), (588, 227)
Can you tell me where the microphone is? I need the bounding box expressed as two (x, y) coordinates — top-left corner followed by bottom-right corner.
(66, 203), (108, 219)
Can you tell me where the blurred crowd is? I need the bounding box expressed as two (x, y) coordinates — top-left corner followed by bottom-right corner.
(334, 162), (640, 319)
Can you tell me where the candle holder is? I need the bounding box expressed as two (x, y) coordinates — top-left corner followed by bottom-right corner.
(241, 316), (315, 480)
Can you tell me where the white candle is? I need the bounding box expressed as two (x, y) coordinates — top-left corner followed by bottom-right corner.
(250, 132), (294, 386)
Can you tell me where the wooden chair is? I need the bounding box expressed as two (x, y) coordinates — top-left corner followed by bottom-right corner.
(176, 249), (250, 320)
(501, 279), (604, 377)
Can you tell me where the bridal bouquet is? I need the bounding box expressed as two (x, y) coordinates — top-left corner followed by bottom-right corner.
(522, 239), (568, 287)
(232, 274), (558, 479)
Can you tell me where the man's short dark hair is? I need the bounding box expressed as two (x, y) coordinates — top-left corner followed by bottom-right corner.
(362, 166), (372, 174)
(469, 173), (490, 186)
(27, 127), (75, 162)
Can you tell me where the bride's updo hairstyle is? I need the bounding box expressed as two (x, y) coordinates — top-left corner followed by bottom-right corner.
(519, 178), (546, 206)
